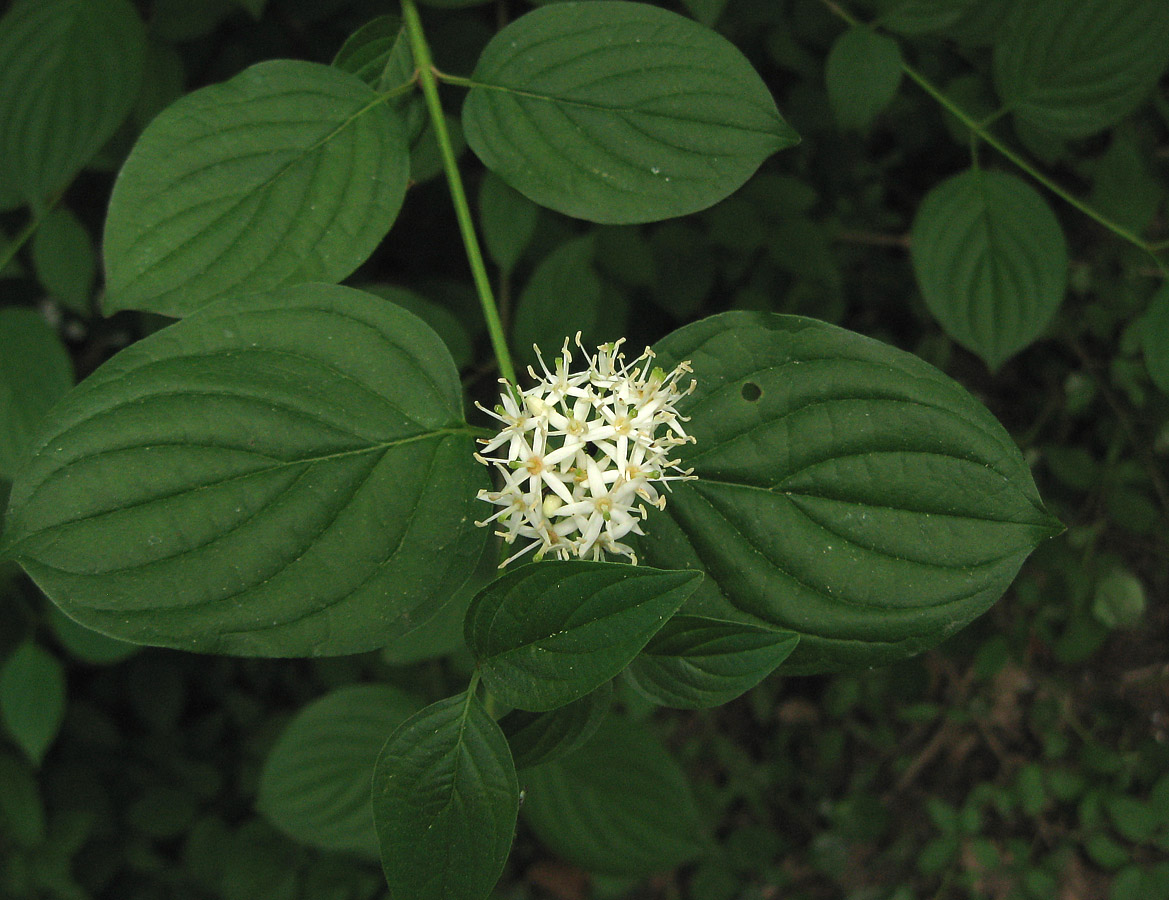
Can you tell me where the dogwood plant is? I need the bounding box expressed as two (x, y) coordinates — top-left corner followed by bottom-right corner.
(0, 0), (1064, 897)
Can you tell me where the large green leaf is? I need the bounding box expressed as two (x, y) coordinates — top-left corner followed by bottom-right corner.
(911, 169), (1067, 370)
(0, 0), (145, 203)
(2, 284), (487, 656)
(0, 309), (74, 480)
(258, 685), (423, 858)
(103, 61), (410, 318)
(625, 616), (799, 708)
(521, 715), (707, 876)
(0, 643), (66, 767)
(371, 692), (518, 900)
(462, 1), (799, 224)
(632, 312), (1062, 674)
(466, 561), (702, 711)
(992, 0), (1169, 138)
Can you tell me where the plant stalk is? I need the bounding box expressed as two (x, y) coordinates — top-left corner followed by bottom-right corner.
(400, 0), (520, 389)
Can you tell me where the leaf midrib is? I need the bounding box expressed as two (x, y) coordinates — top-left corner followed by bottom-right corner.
(3, 427), (472, 557)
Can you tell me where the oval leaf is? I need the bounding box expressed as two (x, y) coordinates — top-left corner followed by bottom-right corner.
(3, 284), (487, 656)
(103, 60), (410, 317)
(372, 692), (519, 900)
(32, 208), (96, 315)
(911, 168), (1068, 369)
(825, 26), (904, 132)
(992, 0), (1169, 138)
(631, 311), (1062, 674)
(502, 681), (612, 769)
(0, 0), (145, 202)
(521, 715), (707, 876)
(462, 1), (799, 224)
(0, 643), (66, 767)
(466, 561), (703, 711)
(625, 616), (799, 708)
(0, 308), (73, 480)
(258, 685), (423, 858)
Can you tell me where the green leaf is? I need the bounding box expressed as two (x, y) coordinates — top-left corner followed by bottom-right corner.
(462, 1), (799, 224)
(873, 0), (975, 35)
(362, 284), (473, 370)
(0, 0), (145, 203)
(479, 172), (540, 274)
(625, 616), (798, 708)
(3, 284), (487, 656)
(32, 208), (96, 315)
(0, 642), (66, 766)
(1092, 570), (1146, 629)
(910, 169), (1067, 369)
(410, 113), (466, 184)
(502, 681), (612, 769)
(512, 236), (601, 366)
(825, 27), (903, 132)
(522, 715), (707, 876)
(466, 560), (703, 711)
(992, 0), (1169, 138)
(371, 691), (519, 900)
(258, 685), (423, 858)
(1142, 281), (1169, 394)
(102, 60), (410, 318)
(631, 311), (1062, 674)
(48, 606), (140, 665)
(332, 15), (402, 86)
(679, 0), (730, 27)
(0, 308), (73, 480)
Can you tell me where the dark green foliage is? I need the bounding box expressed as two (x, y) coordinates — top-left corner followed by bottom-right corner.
(1, 0), (1167, 898)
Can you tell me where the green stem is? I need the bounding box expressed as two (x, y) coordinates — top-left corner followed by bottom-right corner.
(401, 0), (519, 389)
(818, 0), (1169, 276)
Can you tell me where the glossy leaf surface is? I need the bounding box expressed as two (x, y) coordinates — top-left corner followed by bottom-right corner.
(522, 715), (707, 875)
(463, 1), (798, 223)
(911, 169), (1067, 369)
(633, 312), (1062, 673)
(466, 561), (702, 711)
(258, 685), (423, 858)
(103, 61), (409, 317)
(372, 692), (518, 900)
(3, 284), (486, 656)
(625, 616), (799, 708)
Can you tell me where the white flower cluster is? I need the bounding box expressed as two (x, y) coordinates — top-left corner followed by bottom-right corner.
(474, 336), (697, 566)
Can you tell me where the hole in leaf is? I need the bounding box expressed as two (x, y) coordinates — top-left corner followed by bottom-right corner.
(741, 382), (762, 402)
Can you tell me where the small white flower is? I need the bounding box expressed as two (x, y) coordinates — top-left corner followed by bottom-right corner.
(475, 334), (696, 565)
